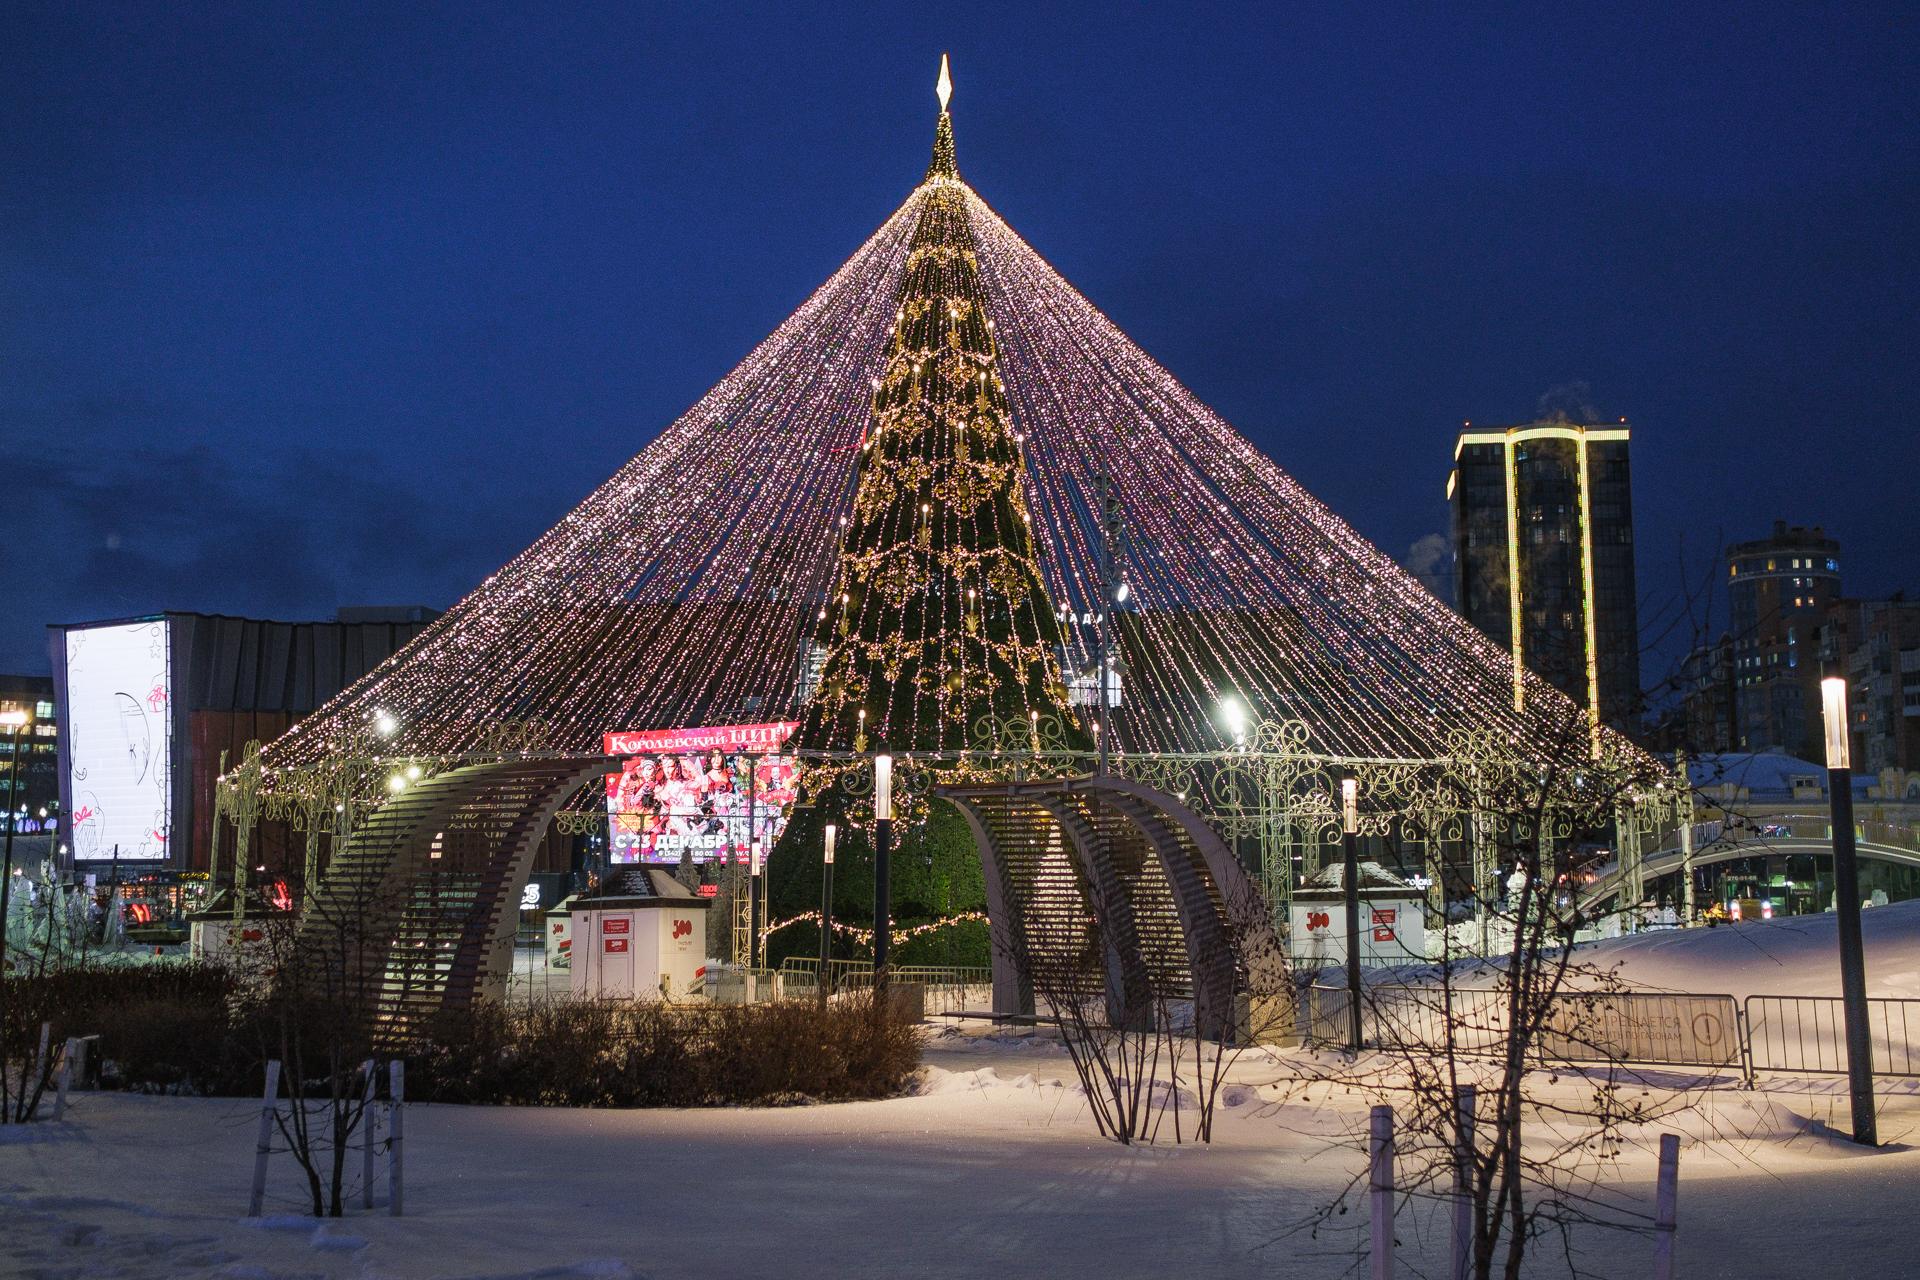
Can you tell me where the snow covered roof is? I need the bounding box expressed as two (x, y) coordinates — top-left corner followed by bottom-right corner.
(1686, 751), (1870, 800)
(1294, 860), (1419, 899)
(571, 866), (708, 909)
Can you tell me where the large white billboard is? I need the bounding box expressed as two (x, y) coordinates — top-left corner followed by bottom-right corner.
(65, 620), (172, 862)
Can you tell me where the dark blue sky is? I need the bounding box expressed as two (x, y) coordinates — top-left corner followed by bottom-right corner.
(6, 3), (1915, 691)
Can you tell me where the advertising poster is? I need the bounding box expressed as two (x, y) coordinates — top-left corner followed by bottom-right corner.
(603, 723), (798, 864)
(64, 620), (172, 862)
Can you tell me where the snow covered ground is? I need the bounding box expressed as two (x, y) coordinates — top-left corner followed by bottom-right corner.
(1571, 897), (1920, 999)
(3, 1033), (1917, 1280)
(5, 905), (1919, 1279)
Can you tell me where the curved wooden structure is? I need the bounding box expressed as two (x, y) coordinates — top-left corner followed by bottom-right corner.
(292, 756), (610, 1039)
(937, 775), (1286, 1039)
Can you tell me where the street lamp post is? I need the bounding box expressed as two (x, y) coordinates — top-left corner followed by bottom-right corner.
(1342, 776), (1363, 1053)
(748, 838), (764, 970)
(1093, 471), (1125, 776)
(872, 754), (894, 997)
(0, 710), (27, 960)
(1822, 677), (1877, 1146)
(819, 824), (836, 1006)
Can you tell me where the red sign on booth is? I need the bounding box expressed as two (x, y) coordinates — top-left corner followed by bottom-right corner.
(603, 918), (630, 935)
(1371, 908), (1397, 943)
(604, 937), (629, 954)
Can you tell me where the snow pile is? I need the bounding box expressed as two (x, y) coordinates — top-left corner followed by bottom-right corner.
(1574, 898), (1920, 999)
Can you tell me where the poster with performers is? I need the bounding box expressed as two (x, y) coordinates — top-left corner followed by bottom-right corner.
(603, 723), (798, 865)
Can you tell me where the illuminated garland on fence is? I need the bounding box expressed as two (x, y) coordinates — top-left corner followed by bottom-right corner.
(255, 65), (1645, 781)
(761, 910), (989, 948)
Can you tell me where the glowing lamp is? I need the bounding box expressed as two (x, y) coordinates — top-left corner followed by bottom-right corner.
(1341, 777), (1358, 835)
(1821, 677), (1850, 770)
(873, 754), (894, 821)
(0, 710), (26, 730)
(824, 823), (836, 865)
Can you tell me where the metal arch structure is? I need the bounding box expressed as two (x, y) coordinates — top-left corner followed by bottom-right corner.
(287, 755), (611, 1038)
(937, 773), (1287, 1039)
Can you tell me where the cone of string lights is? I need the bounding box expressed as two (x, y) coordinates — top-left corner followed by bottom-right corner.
(243, 57), (1660, 952)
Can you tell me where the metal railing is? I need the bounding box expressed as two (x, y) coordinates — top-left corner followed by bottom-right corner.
(1743, 995), (1920, 1077)
(1308, 983), (1920, 1083)
(778, 958), (993, 1016)
(1304, 984), (1746, 1073)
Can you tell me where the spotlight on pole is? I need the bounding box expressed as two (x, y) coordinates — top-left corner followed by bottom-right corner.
(1821, 676), (1877, 1146)
(1217, 695), (1247, 744)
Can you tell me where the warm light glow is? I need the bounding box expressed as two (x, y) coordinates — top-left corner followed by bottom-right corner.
(0, 710), (26, 730)
(823, 823), (836, 864)
(1341, 777), (1358, 834)
(873, 754), (894, 820)
(386, 774), (407, 793)
(251, 85), (1650, 779)
(1821, 677), (1850, 769)
(935, 53), (952, 112)
(1217, 695), (1247, 738)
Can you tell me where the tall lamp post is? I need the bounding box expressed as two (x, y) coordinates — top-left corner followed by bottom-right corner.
(871, 754), (894, 995)
(1822, 677), (1877, 1146)
(1092, 471), (1125, 776)
(748, 837), (764, 970)
(819, 824), (836, 1005)
(0, 709), (28, 961)
(1342, 776), (1363, 1053)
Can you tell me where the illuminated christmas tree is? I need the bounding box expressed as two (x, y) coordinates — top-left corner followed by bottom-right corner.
(801, 57), (1081, 759)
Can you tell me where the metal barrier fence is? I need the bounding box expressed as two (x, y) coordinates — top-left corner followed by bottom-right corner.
(1304, 984), (1745, 1073)
(778, 958), (993, 1016)
(1743, 995), (1920, 1078)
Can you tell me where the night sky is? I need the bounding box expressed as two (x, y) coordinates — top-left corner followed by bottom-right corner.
(6, 3), (1915, 699)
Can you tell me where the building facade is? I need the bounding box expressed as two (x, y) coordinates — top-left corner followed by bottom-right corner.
(1821, 597), (1920, 777)
(0, 674), (60, 828)
(48, 607), (439, 872)
(1448, 420), (1641, 733)
(1725, 522), (1842, 760)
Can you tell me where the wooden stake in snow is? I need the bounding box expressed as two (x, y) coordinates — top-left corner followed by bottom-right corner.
(360, 1059), (377, 1210)
(52, 1038), (76, 1121)
(248, 1060), (282, 1218)
(388, 1060), (405, 1217)
(1652, 1132), (1680, 1280)
(1370, 1104), (1395, 1280)
(1451, 1085), (1475, 1280)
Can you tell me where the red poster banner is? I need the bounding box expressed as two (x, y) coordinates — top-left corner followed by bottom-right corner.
(603, 918), (630, 935)
(604, 937), (629, 954)
(603, 722), (796, 757)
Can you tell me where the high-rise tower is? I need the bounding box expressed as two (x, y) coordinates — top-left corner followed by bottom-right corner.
(1449, 419), (1641, 745)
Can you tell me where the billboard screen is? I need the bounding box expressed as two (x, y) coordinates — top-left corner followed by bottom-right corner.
(603, 723), (797, 865)
(65, 620), (172, 862)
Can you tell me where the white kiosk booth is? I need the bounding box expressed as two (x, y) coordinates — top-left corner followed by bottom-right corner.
(569, 868), (711, 1001)
(1289, 861), (1427, 970)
